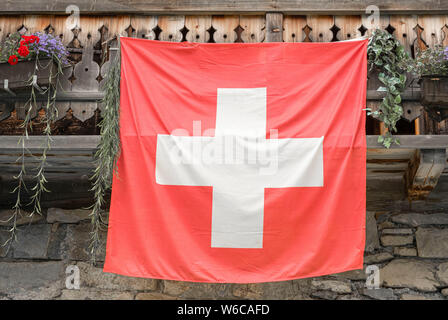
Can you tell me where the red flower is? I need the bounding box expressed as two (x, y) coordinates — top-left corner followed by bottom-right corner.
(8, 55), (18, 65)
(31, 35), (40, 44)
(17, 45), (29, 57)
(20, 35), (39, 44)
(21, 35), (31, 44)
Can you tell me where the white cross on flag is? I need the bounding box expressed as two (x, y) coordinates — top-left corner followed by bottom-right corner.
(104, 38), (367, 283)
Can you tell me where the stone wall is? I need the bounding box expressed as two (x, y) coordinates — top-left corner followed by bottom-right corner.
(1, 181), (448, 300)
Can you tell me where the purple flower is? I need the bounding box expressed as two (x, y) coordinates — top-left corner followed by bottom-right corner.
(444, 46), (448, 60)
(29, 31), (69, 64)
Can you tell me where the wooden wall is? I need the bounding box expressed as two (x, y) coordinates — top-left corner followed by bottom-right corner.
(0, 14), (448, 135)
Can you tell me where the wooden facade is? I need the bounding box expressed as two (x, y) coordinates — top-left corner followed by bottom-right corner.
(0, 14), (448, 133)
(0, 7), (447, 203)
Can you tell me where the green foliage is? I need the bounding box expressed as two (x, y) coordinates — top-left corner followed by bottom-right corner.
(89, 44), (121, 264)
(1, 31), (69, 251)
(2, 56), (66, 252)
(0, 33), (22, 61)
(367, 29), (408, 148)
(404, 45), (448, 77)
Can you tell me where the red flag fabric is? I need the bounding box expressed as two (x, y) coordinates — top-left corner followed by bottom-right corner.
(103, 37), (367, 283)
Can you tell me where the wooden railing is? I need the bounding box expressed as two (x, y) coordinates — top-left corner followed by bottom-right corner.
(0, 12), (447, 200)
(0, 13), (447, 133)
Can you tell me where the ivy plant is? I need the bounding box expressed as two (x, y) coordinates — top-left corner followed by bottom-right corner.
(367, 29), (408, 148)
(405, 45), (448, 77)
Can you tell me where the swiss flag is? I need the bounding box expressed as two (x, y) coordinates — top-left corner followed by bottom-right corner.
(104, 37), (367, 283)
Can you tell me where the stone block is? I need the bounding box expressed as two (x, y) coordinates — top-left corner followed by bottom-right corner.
(163, 281), (233, 299)
(382, 228), (413, 235)
(362, 288), (397, 300)
(47, 224), (69, 260)
(59, 289), (134, 300)
(380, 235), (413, 246)
(0, 210), (42, 227)
(12, 224), (51, 259)
(135, 292), (178, 300)
(311, 290), (339, 300)
(232, 280), (303, 300)
(365, 211), (380, 252)
(0, 262), (64, 295)
(76, 262), (158, 291)
(441, 288), (448, 297)
(400, 294), (428, 300)
(46, 208), (91, 224)
(66, 223), (106, 261)
(380, 259), (439, 292)
(392, 213), (448, 227)
(393, 247), (417, 257)
(436, 262), (448, 286)
(310, 280), (352, 294)
(364, 252), (394, 264)
(332, 268), (366, 281)
(416, 228), (448, 258)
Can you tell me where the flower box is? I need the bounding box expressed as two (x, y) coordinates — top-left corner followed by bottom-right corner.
(0, 58), (57, 92)
(420, 75), (448, 122)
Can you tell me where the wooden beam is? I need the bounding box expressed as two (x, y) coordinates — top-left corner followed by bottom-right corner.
(0, 0), (447, 15)
(0, 135), (99, 150)
(265, 13), (283, 42)
(0, 88), (422, 102)
(1, 135), (447, 151)
(366, 135), (448, 149)
(366, 89), (421, 101)
(405, 149), (447, 200)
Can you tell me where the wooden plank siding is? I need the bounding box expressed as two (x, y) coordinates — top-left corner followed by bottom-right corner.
(1, 14), (448, 134)
(0, 12), (446, 201)
(1, 1), (448, 15)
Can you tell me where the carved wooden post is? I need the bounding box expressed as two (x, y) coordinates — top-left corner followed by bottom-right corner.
(265, 12), (283, 43)
(405, 148), (446, 200)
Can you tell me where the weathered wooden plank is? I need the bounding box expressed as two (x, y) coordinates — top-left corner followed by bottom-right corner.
(22, 15), (52, 34)
(103, 14), (132, 38)
(283, 15), (307, 42)
(416, 15), (448, 48)
(48, 15), (74, 47)
(0, 88), (424, 102)
(367, 148), (416, 160)
(389, 15), (418, 55)
(265, 13), (282, 42)
(240, 15), (266, 43)
(367, 135), (448, 149)
(305, 15), (334, 42)
(334, 15), (362, 41)
(0, 135), (99, 150)
(0, 135), (447, 150)
(405, 149), (447, 200)
(0, 15), (24, 41)
(130, 15), (158, 39)
(363, 13), (390, 37)
(158, 15), (185, 42)
(211, 15), (239, 43)
(0, 92), (104, 102)
(1, 1), (448, 14)
(184, 15), (212, 42)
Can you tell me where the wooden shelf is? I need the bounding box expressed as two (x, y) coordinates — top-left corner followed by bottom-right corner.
(1, 135), (446, 151)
